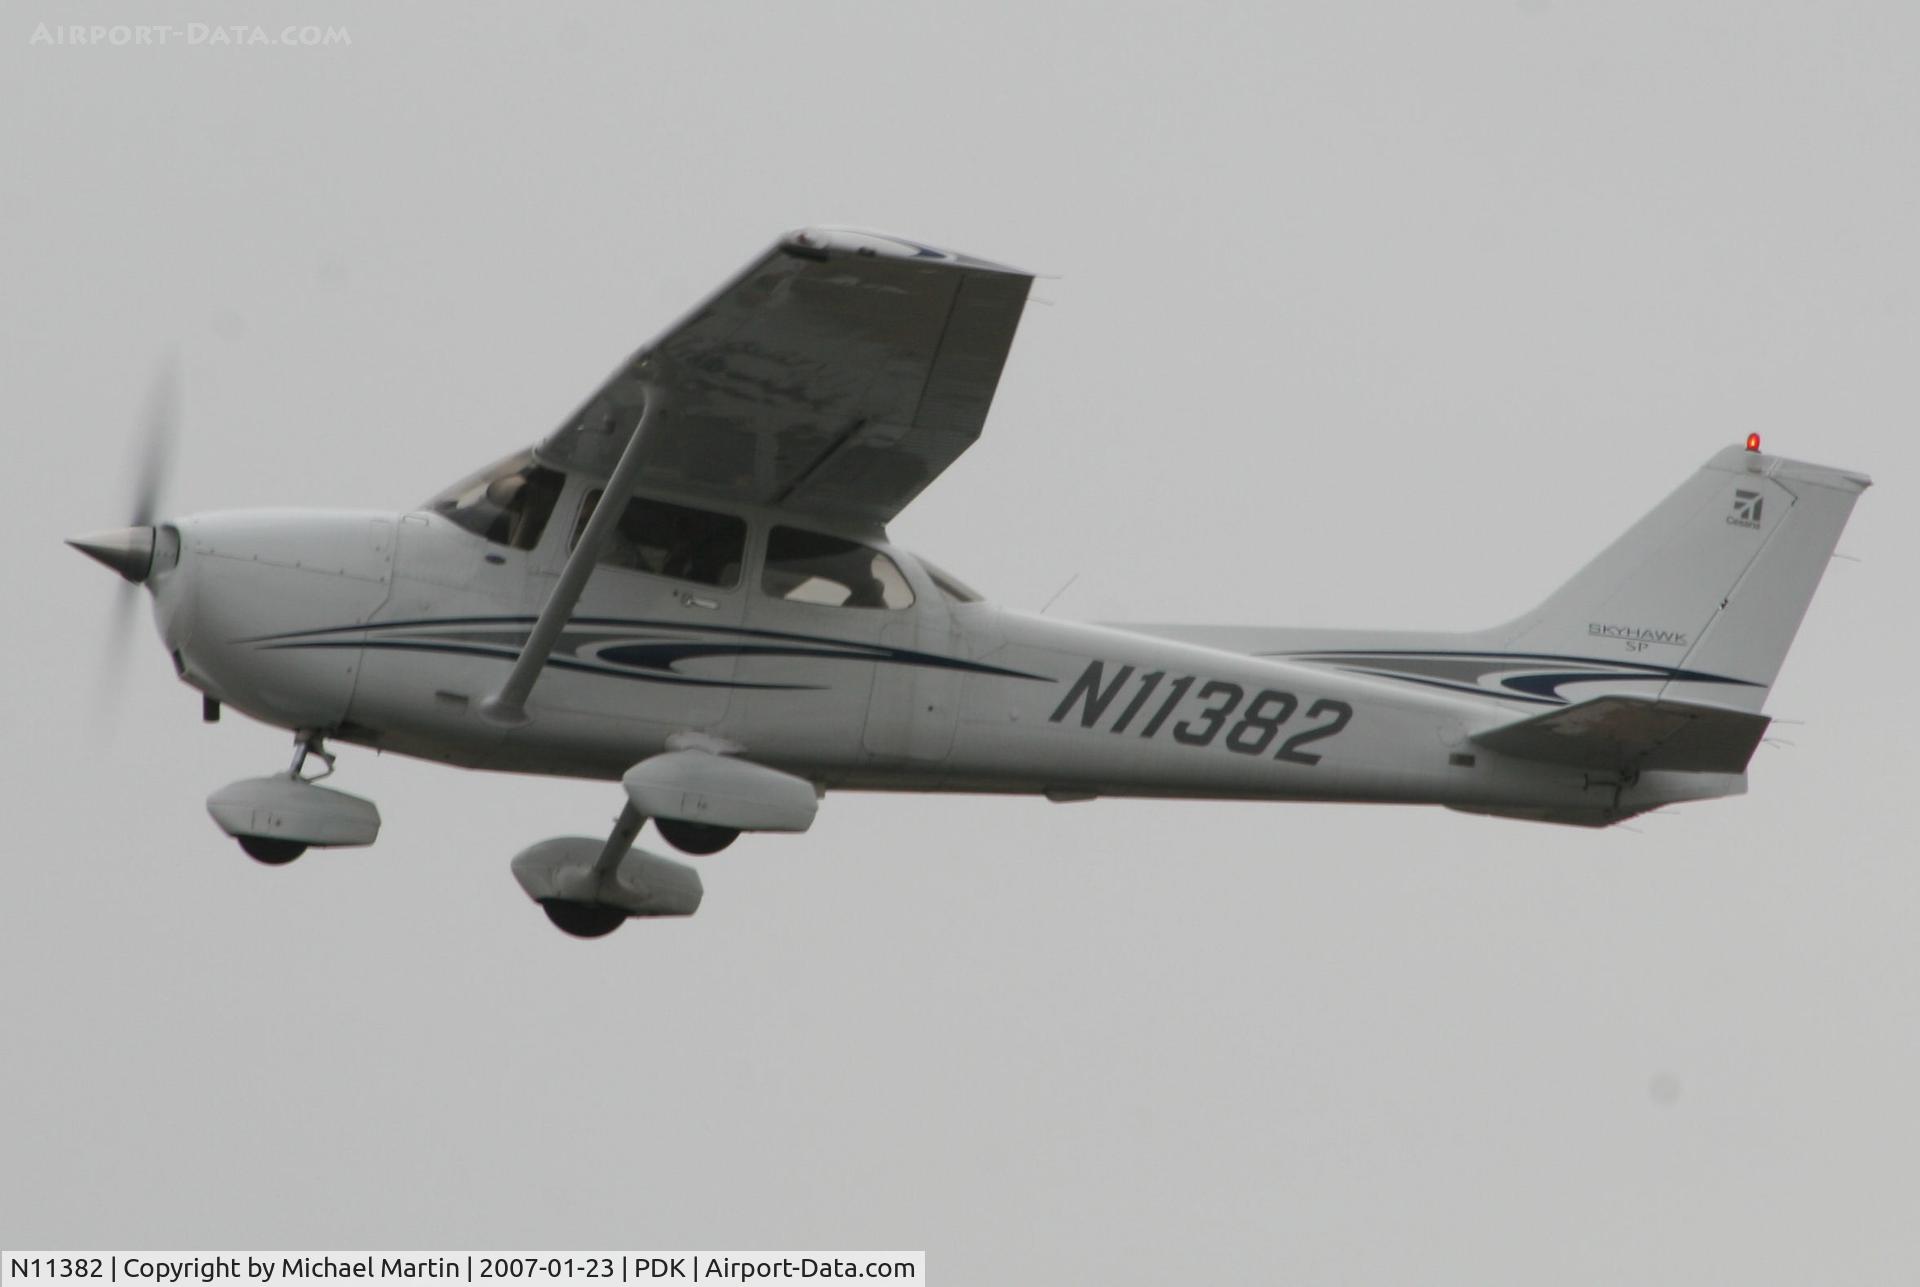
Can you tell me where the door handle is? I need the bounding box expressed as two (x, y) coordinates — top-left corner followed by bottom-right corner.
(678, 592), (719, 610)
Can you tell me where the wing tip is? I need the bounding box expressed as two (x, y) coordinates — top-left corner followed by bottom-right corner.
(784, 226), (1031, 276)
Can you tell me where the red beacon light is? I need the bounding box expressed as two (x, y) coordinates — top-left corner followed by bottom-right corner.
(1745, 432), (1763, 453)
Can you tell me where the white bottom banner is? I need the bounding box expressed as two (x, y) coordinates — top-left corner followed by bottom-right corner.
(0, 1255), (925, 1286)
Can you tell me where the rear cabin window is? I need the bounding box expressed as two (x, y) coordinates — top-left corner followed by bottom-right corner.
(571, 491), (746, 589)
(426, 451), (565, 551)
(762, 527), (915, 609)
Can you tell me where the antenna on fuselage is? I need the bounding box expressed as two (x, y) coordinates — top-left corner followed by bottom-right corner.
(1039, 572), (1079, 615)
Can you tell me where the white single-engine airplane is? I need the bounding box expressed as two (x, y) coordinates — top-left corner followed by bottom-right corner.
(71, 228), (1872, 937)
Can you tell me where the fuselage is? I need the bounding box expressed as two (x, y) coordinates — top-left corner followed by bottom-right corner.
(146, 466), (1726, 828)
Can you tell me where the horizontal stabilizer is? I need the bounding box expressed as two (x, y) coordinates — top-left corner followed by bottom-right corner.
(1471, 697), (1770, 774)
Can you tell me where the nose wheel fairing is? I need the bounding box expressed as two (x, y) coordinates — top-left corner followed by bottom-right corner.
(206, 732), (381, 861)
(207, 775), (381, 852)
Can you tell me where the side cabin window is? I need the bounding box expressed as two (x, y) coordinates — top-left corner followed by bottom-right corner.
(426, 451), (565, 551)
(571, 490), (746, 589)
(762, 526), (915, 610)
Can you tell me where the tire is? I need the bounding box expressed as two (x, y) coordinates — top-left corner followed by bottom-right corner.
(541, 900), (626, 938)
(238, 835), (307, 865)
(655, 817), (739, 855)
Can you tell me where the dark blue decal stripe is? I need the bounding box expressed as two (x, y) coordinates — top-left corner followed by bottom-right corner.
(1263, 649), (1763, 706)
(1310, 668), (1566, 707)
(265, 640), (822, 690)
(247, 614), (1051, 686)
(240, 614), (1039, 677)
(1265, 648), (1763, 685)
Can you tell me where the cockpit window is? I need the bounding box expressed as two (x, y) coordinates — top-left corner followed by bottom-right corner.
(425, 451), (564, 551)
(571, 490), (746, 589)
(762, 527), (915, 609)
(919, 558), (984, 604)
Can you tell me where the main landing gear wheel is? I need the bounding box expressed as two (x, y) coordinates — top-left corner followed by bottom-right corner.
(238, 835), (307, 865)
(540, 900), (626, 939)
(655, 818), (739, 855)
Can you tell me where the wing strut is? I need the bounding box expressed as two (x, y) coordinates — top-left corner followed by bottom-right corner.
(479, 387), (664, 726)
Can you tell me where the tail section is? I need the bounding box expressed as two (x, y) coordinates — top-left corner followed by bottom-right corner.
(1119, 442), (1868, 824)
(1127, 443), (1869, 718)
(1490, 445), (1870, 712)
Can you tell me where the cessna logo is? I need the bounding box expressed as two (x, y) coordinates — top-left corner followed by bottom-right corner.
(1727, 489), (1764, 529)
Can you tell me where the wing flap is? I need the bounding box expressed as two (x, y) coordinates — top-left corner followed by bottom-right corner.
(1471, 696), (1771, 774)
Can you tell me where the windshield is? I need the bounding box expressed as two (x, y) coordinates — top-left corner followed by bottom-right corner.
(424, 451), (565, 550)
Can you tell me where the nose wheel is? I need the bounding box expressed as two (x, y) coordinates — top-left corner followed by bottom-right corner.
(210, 730), (381, 865)
(238, 835), (308, 865)
(231, 732), (334, 864)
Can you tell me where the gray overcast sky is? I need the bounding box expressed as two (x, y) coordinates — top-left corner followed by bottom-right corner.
(3, 2), (1915, 1281)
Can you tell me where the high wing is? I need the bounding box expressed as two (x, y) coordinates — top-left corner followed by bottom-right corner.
(536, 227), (1034, 530)
(482, 228), (1032, 724)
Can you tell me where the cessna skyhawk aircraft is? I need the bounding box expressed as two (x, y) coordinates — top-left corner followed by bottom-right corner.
(70, 227), (1872, 937)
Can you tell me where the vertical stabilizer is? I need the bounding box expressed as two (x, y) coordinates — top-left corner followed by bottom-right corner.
(1492, 446), (1870, 712)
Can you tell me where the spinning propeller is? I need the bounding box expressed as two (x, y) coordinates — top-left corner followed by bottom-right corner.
(68, 361), (179, 684)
